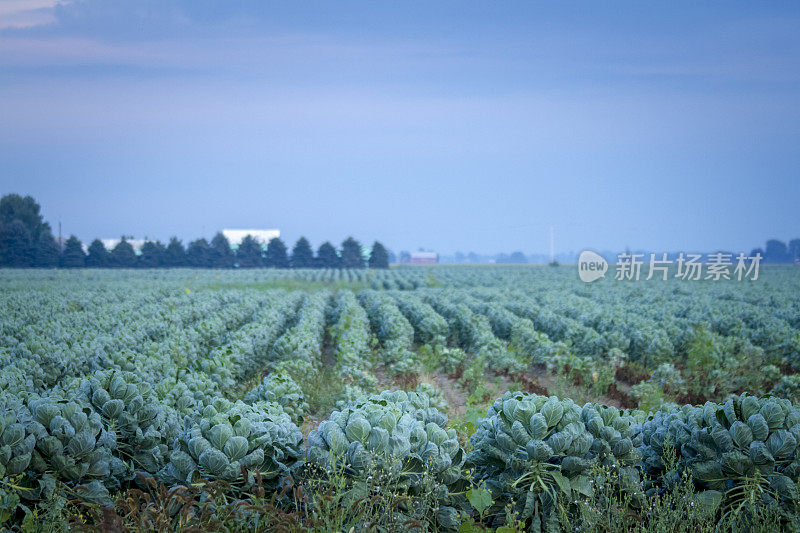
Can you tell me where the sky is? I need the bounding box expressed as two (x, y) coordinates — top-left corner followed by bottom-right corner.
(1, 1), (799, 255)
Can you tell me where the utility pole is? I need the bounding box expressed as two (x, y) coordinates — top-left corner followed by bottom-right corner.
(58, 220), (62, 252)
(549, 226), (554, 263)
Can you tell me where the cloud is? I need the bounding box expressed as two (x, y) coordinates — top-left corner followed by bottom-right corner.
(0, 0), (70, 29)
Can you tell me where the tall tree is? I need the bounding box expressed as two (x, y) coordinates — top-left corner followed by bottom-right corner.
(264, 237), (288, 268)
(61, 236), (86, 268)
(509, 251), (527, 264)
(187, 238), (212, 268)
(0, 220), (33, 267)
(290, 237), (314, 268)
(210, 232), (234, 268)
(764, 239), (790, 263)
(86, 239), (109, 267)
(163, 237), (186, 267)
(0, 194), (50, 242)
(110, 238), (137, 268)
(316, 241), (340, 268)
(341, 237), (365, 269)
(139, 240), (164, 268)
(368, 241), (389, 269)
(236, 235), (264, 268)
(789, 239), (800, 263)
(34, 232), (60, 268)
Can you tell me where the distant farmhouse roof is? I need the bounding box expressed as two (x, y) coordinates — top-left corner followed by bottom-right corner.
(410, 251), (438, 264)
(222, 229), (280, 249)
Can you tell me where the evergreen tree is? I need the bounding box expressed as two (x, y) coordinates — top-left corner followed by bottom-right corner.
(368, 241), (389, 269)
(110, 238), (137, 268)
(86, 239), (108, 268)
(210, 232), (234, 268)
(61, 236), (86, 268)
(0, 220), (33, 267)
(34, 232), (60, 268)
(139, 240), (164, 268)
(341, 237), (365, 269)
(187, 238), (212, 268)
(265, 237), (289, 268)
(290, 237), (314, 268)
(164, 237), (186, 267)
(316, 241), (340, 268)
(236, 235), (264, 268)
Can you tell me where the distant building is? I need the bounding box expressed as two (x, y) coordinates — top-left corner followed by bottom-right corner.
(101, 238), (146, 253)
(222, 229), (280, 250)
(410, 251), (438, 264)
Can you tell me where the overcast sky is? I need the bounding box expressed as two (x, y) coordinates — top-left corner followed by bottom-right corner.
(1, 1), (799, 254)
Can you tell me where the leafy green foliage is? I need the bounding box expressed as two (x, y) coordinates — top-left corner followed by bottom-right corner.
(468, 391), (642, 527)
(77, 370), (180, 474)
(306, 390), (469, 529)
(158, 398), (303, 493)
(640, 393), (800, 518)
(244, 373), (309, 425)
(21, 393), (123, 505)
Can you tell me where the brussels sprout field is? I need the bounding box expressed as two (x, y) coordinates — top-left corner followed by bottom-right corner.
(1, 266), (799, 531)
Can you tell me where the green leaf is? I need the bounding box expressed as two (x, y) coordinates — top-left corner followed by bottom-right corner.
(760, 402), (785, 431)
(570, 474), (594, 498)
(549, 471), (571, 499)
(766, 429), (797, 460)
(729, 421), (754, 450)
(199, 448), (229, 476)
(541, 399), (564, 428)
(466, 486), (493, 515)
(690, 490), (723, 514)
(747, 414), (769, 442)
(511, 420), (531, 446)
(770, 474), (798, 501)
(345, 417), (371, 444)
(458, 520), (482, 533)
(529, 413), (548, 440)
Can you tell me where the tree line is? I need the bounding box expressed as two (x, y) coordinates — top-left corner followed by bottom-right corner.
(751, 239), (800, 264)
(0, 194), (390, 269)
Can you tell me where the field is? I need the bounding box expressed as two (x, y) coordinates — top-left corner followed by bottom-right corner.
(1, 266), (799, 531)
